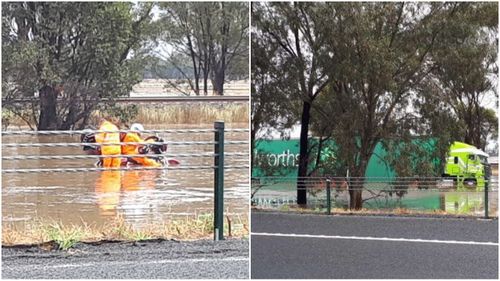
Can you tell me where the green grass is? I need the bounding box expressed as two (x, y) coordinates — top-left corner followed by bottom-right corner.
(44, 223), (84, 250)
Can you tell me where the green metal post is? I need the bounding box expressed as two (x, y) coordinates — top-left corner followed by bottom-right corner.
(326, 179), (331, 215)
(346, 169), (351, 210)
(484, 180), (489, 219)
(214, 121), (224, 240)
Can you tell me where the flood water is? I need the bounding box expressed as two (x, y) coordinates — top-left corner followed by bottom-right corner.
(2, 123), (249, 230)
(252, 180), (498, 216)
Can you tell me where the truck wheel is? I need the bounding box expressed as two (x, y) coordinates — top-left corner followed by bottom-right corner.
(463, 178), (477, 188)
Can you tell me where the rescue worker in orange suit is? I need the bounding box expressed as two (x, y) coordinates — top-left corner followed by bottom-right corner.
(122, 123), (161, 167)
(95, 117), (122, 168)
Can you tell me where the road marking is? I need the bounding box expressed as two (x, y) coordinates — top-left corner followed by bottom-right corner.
(252, 232), (499, 246)
(4, 256), (248, 270)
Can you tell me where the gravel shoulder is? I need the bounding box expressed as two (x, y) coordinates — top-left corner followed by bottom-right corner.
(2, 238), (249, 279)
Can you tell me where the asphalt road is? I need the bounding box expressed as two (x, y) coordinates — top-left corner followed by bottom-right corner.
(2, 239), (249, 279)
(251, 212), (498, 279)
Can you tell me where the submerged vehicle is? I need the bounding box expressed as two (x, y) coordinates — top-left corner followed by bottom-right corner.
(81, 131), (179, 167)
(443, 142), (490, 189)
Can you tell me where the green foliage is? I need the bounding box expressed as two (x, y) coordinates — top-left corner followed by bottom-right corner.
(101, 104), (139, 125)
(425, 3), (498, 151)
(196, 214), (214, 234)
(253, 2), (497, 208)
(1, 109), (14, 130)
(2, 2), (155, 129)
(380, 139), (442, 177)
(127, 231), (152, 241)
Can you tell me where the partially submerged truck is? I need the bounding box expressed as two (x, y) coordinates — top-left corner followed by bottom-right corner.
(443, 142), (491, 189)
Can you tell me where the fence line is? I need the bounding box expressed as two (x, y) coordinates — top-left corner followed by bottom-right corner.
(2, 152), (248, 160)
(2, 140), (249, 148)
(2, 128), (249, 135)
(2, 95), (249, 104)
(258, 176), (456, 180)
(253, 177), (499, 190)
(2, 165), (250, 174)
(252, 176), (498, 218)
(260, 187), (498, 192)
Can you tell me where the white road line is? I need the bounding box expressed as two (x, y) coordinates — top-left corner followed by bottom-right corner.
(5, 256), (249, 270)
(251, 232), (499, 246)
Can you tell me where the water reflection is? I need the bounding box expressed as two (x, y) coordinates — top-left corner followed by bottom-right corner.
(95, 171), (122, 215)
(441, 192), (484, 214)
(95, 170), (163, 217)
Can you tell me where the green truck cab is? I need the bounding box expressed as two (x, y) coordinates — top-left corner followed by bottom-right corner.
(443, 142), (491, 189)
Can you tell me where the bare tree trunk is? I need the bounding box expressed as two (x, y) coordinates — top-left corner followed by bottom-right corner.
(297, 101), (311, 205)
(348, 172), (364, 210)
(251, 123), (257, 175)
(203, 66), (209, 95)
(202, 11), (212, 96)
(203, 50), (210, 95)
(213, 69), (225, 95)
(187, 35), (200, 95)
(38, 85), (58, 130)
(473, 101), (483, 149)
(348, 158), (369, 210)
(211, 4), (228, 96)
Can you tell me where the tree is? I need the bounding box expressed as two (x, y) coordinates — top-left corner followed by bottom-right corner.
(252, 2), (332, 205)
(314, 3), (497, 209)
(251, 14), (297, 172)
(210, 2), (249, 95)
(316, 3), (450, 208)
(2, 2), (154, 130)
(156, 2), (248, 96)
(427, 2), (498, 150)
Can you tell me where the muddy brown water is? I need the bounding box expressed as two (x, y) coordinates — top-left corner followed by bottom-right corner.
(2, 123), (249, 230)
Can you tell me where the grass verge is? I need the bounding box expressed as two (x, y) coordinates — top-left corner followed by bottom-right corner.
(3, 103), (249, 129)
(2, 213), (248, 250)
(135, 103), (249, 124)
(253, 205), (497, 218)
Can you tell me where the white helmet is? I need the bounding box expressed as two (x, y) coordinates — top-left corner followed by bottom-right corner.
(130, 123), (144, 132)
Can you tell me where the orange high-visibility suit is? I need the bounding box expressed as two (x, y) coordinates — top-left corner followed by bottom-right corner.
(122, 132), (161, 167)
(95, 120), (122, 168)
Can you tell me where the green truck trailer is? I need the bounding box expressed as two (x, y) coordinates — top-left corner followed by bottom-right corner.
(254, 139), (490, 188)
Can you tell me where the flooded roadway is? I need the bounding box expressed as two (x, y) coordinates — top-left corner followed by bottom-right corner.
(2, 123), (249, 230)
(252, 180), (498, 216)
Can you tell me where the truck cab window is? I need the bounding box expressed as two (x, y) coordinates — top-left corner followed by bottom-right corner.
(468, 155), (475, 161)
(478, 156), (488, 165)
